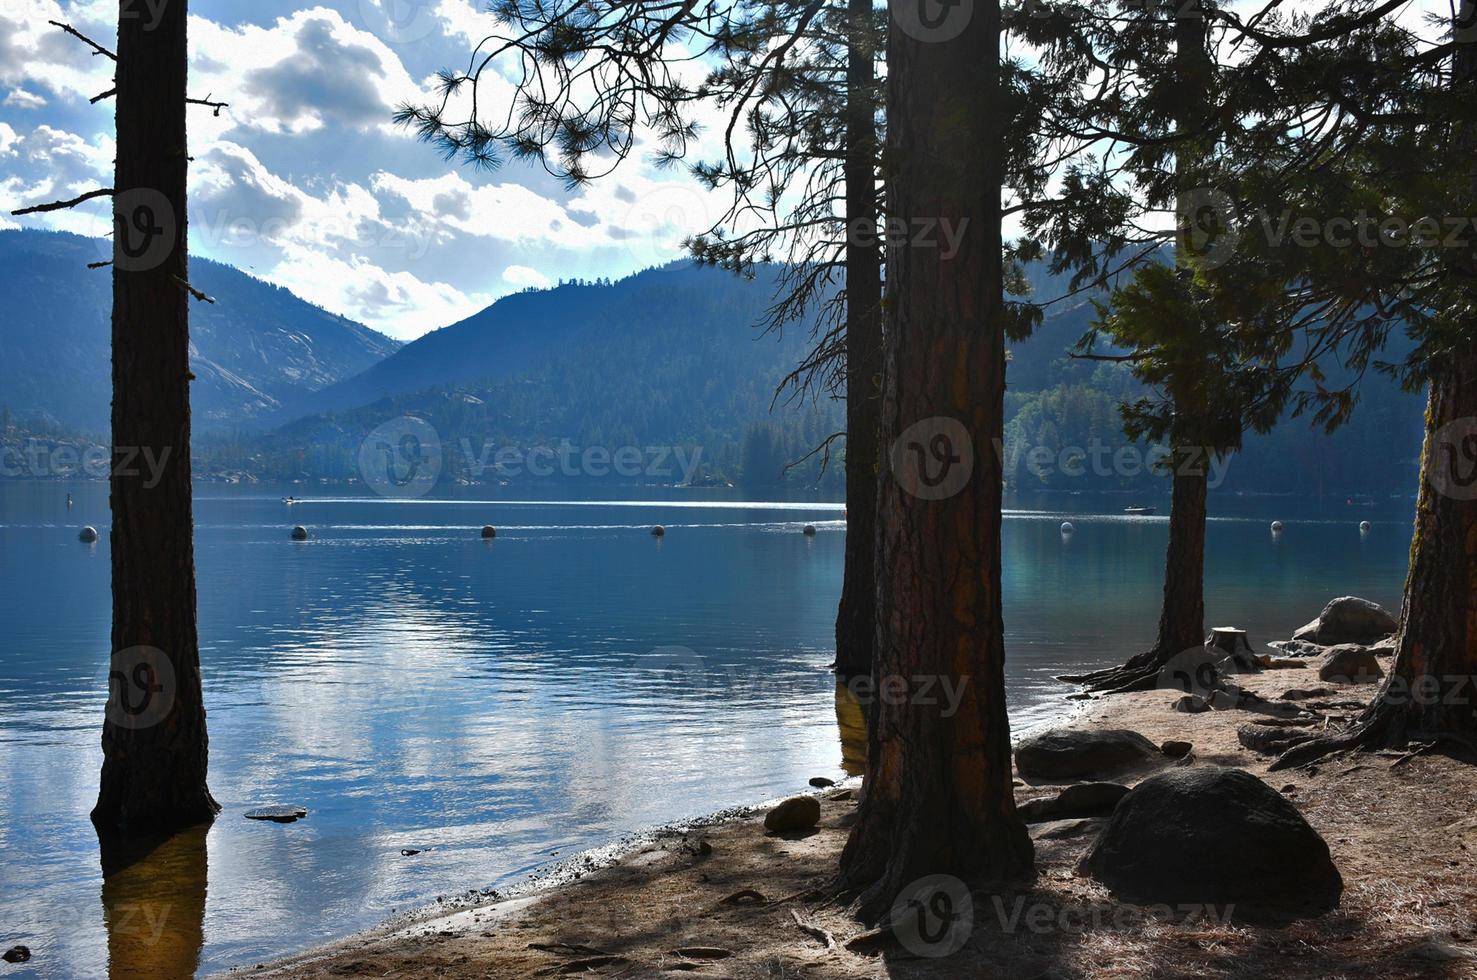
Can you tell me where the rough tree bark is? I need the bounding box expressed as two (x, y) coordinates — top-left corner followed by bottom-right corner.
(92, 0), (220, 836)
(836, 0), (1032, 918)
(1272, 11), (1477, 769)
(1059, 12), (1212, 695)
(1274, 358), (1477, 767)
(833, 0), (883, 680)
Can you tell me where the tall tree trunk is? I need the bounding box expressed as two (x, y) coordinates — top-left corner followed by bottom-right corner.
(1059, 11), (1212, 695)
(92, 0), (220, 836)
(1153, 454), (1208, 655)
(834, 0), (882, 680)
(837, 0), (1032, 918)
(1272, 11), (1477, 769)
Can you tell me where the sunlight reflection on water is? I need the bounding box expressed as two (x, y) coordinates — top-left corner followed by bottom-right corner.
(0, 484), (1412, 977)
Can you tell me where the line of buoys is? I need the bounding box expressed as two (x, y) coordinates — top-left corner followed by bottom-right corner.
(481, 525), (497, 539)
(802, 525), (817, 536)
(291, 526), (309, 541)
(78, 526), (98, 543)
(651, 525), (666, 537)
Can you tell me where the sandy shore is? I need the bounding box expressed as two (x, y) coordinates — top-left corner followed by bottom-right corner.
(235, 657), (1477, 979)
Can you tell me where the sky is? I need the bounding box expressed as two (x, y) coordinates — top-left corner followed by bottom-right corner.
(0, 0), (738, 339)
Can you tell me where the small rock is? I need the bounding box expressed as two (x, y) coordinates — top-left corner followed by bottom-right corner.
(1279, 687), (1331, 701)
(1161, 740), (1193, 759)
(1017, 782), (1130, 823)
(1281, 784), (1296, 794)
(764, 796), (820, 833)
(1237, 721), (1321, 756)
(1013, 728), (1160, 781)
(808, 777), (835, 788)
(2, 946), (31, 964)
(1172, 694), (1210, 713)
(1030, 817), (1106, 841)
(244, 805), (308, 823)
(401, 848), (422, 856)
(1268, 639), (1330, 658)
(1318, 645), (1385, 684)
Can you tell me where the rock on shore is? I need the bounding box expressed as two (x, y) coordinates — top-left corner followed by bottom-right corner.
(1080, 767), (1343, 912)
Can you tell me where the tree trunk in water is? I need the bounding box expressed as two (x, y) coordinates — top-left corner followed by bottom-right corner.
(92, 0), (220, 836)
(833, 0), (882, 680)
(837, 0), (1032, 918)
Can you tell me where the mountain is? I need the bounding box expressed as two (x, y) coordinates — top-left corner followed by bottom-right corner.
(298, 265), (729, 418)
(0, 229), (400, 431)
(201, 263), (847, 488)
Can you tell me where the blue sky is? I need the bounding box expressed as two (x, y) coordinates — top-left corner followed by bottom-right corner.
(0, 1), (735, 339)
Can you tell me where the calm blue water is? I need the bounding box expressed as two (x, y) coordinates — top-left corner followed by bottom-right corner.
(0, 482), (1415, 977)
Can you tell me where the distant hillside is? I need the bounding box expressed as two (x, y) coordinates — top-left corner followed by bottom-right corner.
(199, 264), (847, 488)
(0, 230), (400, 431)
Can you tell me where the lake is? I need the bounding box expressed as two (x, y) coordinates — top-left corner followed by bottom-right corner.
(0, 482), (1414, 977)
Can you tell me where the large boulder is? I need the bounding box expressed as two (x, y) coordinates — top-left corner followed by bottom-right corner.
(1079, 768), (1343, 912)
(1015, 729), (1160, 781)
(1318, 645), (1385, 684)
(1292, 597), (1397, 646)
(1017, 782), (1130, 823)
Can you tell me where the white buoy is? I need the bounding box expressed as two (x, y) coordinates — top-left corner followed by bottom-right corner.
(651, 525), (666, 537)
(291, 526), (309, 541)
(1360, 521), (1372, 533)
(1061, 521), (1076, 534)
(1271, 521), (1284, 533)
(481, 525), (497, 539)
(78, 526), (98, 543)
(802, 525), (817, 536)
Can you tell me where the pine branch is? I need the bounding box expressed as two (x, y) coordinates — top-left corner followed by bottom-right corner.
(11, 188), (114, 216)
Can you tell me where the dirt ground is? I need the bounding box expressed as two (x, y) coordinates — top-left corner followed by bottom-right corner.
(236, 660), (1477, 979)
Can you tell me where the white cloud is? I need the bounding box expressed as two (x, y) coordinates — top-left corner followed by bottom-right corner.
(189, 8), (431, 139)
(4, 88), (46, 109)
(501, 264), (550, 290)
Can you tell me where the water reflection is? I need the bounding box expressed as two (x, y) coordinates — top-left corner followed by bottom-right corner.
(99, 827), (207, 980)
(834, 680), (867, 777)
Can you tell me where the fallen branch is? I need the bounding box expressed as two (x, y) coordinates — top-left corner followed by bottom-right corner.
(11, 188), (114, 216)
